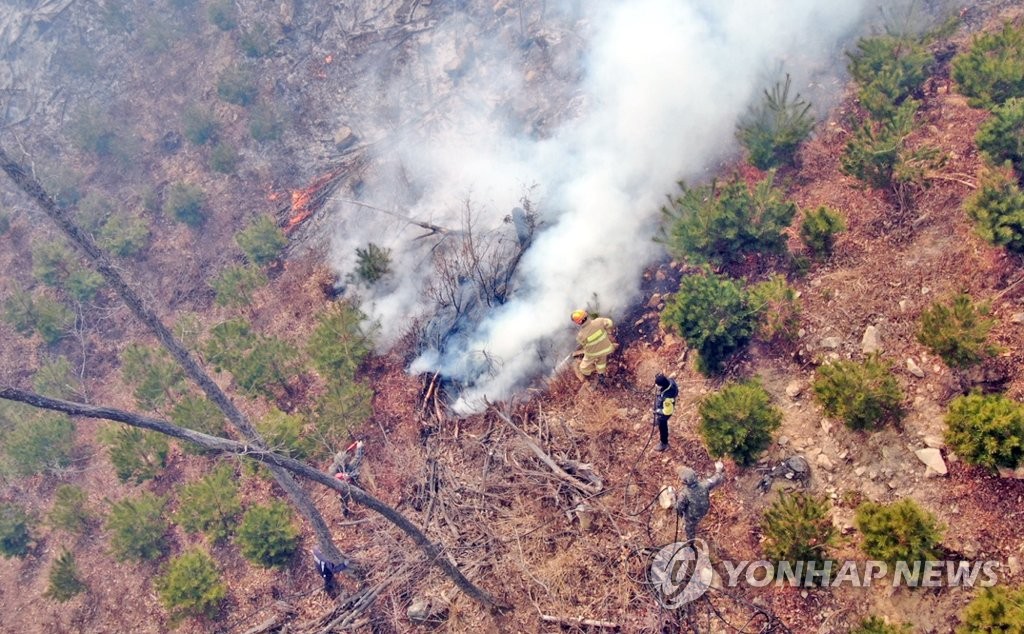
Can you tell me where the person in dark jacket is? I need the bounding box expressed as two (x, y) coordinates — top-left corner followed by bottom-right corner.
(313, 547), (347, 592)
(653, 373), (678, 452)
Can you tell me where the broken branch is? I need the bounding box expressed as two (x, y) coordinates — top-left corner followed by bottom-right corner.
(540, 614), (620, 630)
(493, 409), (602, 495)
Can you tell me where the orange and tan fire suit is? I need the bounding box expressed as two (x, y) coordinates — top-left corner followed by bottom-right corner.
(575, 317), (616, 377)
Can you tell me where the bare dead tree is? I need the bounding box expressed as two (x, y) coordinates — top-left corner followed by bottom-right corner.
(420, 197), (537, 349)
(0, 385), (504, 613)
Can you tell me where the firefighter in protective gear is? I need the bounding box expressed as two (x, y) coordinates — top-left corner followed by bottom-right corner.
(572, 310), (617, 381)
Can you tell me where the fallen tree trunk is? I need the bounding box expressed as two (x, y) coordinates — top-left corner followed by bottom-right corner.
(0, 145), (344, 564)
(0, 386), (505, 614)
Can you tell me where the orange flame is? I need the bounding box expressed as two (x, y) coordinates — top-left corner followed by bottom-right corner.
(284, 170), (341, 232)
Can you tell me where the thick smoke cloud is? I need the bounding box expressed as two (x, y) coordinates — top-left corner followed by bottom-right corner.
(329, 0), (870, 413)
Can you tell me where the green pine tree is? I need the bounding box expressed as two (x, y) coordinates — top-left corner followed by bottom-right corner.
(48, 485), (92, 534)
(958, 586), (1024, 632)
(256, 408), (313, 459)
(2, 411), (75, 477)
(917, 294), (997, 368)
(813, 355), (904, 430)
(3, 290), (74, 345)
(661, 173), (796, 268)
(313, 380), (373, 446)
(736, 73), (814, 170)
(855, 499), (943, 565)
(106, 492), (168, 562)
(841, 100), (941, 196)
(33, 356), (83, 400)
(235, 215), (286, 265)
(661, 270), (755, 375)
(749, 274), (801, 343)
(354, 243), (392, 284)
(175, 464), (242, 544)
(45, 549), (86, 602)
(847, 34), (932, 120)
(99, 212), (150, 257)
(699, 380), (781, 465)
(235, 501), (299, 568)
(211, 264), (267, 308)
(163, 182), (206, 227)
(98, 425), (169, 484)
(0, 502), (34, 558)
(951, 21), (1024, 110)
(762, 492), (836, 566)
(965, 166), (1024, 253)
(120, 344), (185, 411)
(799, 206), (846, 259)
(945, 393), (1024, 471)
(156, 549), (226, 623)
(306, 302), (374, 380)
(205, 319), (301, 399)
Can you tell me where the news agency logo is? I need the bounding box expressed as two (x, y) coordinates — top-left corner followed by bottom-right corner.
(650, 539), (714, 608)
(648, 542), (1002, 608)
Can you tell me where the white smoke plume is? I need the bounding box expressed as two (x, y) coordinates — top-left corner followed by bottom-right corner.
(329, 0), (871, 413)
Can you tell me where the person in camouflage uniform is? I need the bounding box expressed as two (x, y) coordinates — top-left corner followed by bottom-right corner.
(329, 440), (365, 516)
(675, 461), (725, 542)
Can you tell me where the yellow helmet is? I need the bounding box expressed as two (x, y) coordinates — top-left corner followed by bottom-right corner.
(571, 309), (588, 325)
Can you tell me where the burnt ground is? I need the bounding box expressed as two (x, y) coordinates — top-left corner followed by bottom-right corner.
(2, 1), (1024, 633)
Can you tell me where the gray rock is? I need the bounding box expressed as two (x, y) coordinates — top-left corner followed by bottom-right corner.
(785, 380), (803, 399)
(658, 487), (676, 510)
(906, 358), (925, 378)
(777, 435), (789, 447)
(334, 126), (357, 151)
(575, 504), (595, 532)
(998, 466), (1024, 479)
(821, 336), (842, 349)
(408, 597), (448, 624)
(915, 447), (947, 477)
(963, 541), (980, 559)
(923, 435), (943, 449)
(861, 325), (882, 355)
(1009, 556), (1021, 576)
